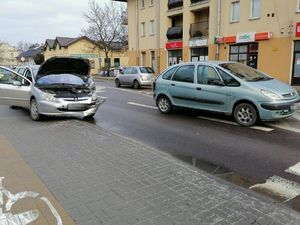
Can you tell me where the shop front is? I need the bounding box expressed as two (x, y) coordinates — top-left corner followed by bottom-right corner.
(189, 39), (208, 62)
(215, 32), (272, 69)
(166, 41), (183, 66)
(292, 23), (300, 85)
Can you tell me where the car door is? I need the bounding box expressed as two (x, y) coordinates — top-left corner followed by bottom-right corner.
(0, 67), (31, 108)
(195, 65), (228, 112)
(120, 67), (132, 84)
(168, 64), (197, 108)
(130, 67), (138, 85)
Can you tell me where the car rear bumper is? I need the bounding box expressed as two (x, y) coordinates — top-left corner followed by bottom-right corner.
(37, 97), (105, 117)
(139, 80), (153, 86)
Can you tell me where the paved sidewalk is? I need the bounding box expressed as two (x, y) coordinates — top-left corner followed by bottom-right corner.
(0, 117), (299, 225)
(0, 135), (75, 225)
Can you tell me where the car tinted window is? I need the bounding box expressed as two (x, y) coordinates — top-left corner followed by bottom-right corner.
(197, 66), (221, 85)
(162, 66), (178, 80)
(123, 67), (131, 75)
(217, 69), (240, 87)
(0, 68), (29, 86)
(220, 63), (272, 81)
(131, 67), (138, 74)
(24, 70), (32, 82)
(17, 68), (25, 75)
(139, 67), (155, 74)
(172, 65), (195, 83)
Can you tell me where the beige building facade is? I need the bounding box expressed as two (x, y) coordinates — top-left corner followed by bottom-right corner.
(44, 37), (129, 75)
(0, 42), (20, 67)
(116, 0), (300, 86)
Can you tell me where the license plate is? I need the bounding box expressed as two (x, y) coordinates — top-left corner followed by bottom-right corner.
(291, 105), (297, 110)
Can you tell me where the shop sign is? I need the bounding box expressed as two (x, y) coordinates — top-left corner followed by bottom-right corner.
(296, 23), (300, 37)
(166, 41), (183, 49)
(236, 32), (255, 43)
(255, 32), (272, 41)
(189, 39), (208, 47)
(214, 36), (224, 44)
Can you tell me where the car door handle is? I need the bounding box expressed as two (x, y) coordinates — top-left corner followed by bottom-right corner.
(196, 87), (202, 91)
(171, 83), (175, 86)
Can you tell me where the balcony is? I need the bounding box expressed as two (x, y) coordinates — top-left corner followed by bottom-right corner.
(166, 26), (183, 40)
(191, 0), (208, 4)
(168, 0), (183, 10)
(190, 21), (209, 38)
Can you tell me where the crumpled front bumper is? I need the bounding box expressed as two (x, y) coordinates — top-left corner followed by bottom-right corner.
(37, 97), (106, 118)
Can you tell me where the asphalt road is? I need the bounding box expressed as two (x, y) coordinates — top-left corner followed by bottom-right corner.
(94, 80), (300, 185)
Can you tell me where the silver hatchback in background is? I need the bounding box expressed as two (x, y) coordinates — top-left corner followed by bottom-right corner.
(115, 66), (155, 89)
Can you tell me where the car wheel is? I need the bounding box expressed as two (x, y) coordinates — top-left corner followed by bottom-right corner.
(115, 79), (121, 88)
(30, 98), (40, 121)
(157, 95), (172, 114)
(234, 103), (258, 127)
(133, 80), (140, 89)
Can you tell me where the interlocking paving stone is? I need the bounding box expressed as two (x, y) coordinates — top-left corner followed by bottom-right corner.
(0, 114), (299, 224)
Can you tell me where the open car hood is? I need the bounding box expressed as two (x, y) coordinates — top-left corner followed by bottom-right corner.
(36, 57), (90, 80)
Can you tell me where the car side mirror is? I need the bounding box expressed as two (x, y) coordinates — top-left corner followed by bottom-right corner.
(13, 81), (22, 86)
(210, 79), (225, 86)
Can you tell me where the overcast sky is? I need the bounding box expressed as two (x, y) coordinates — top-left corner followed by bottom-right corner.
(0, 0), (113, 46)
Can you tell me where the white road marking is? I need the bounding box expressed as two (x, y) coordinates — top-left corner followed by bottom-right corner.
(250, 176), (300, 202)
(197, 116), (274, 132)
(285, 162), (300, 176)
(268, 121), (300, 133)
(0, 177), (63, 225)
(127, 102), (157, 110)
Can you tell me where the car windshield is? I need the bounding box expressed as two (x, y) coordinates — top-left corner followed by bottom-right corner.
(219, 63), (273, 82)
(36, 74), (86, 86)
(139, 67), (155, 74)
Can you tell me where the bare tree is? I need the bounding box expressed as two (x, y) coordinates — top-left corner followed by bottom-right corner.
(17, 41), (40, 52)
(83, 0), (128, 75)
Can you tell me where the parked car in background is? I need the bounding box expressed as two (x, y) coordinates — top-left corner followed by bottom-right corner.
(115, 66), (155, 89)
(153, 61), (300, 127)
(14, 65), (40, 82)
(0, 57), (103, 121)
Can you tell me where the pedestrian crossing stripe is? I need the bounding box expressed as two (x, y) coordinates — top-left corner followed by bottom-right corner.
(285, 162), (300, 177)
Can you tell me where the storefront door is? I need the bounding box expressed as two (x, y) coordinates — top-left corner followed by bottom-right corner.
(168, 50), (182, 66)
(229, 43), (258, 69)
(191, 47), (208, 62)
(292, 41), (300, 85)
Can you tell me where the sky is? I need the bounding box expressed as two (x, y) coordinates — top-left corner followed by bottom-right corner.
(0, 0), (112, 46)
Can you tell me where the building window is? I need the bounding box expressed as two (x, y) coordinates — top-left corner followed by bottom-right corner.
(104, 58), (111, 67)
(250, 0), (260, 18)
(168, 50), (182, 66)
(141, 0), (145, 8)
(141, 52), (146, 66)
(191, 47), (208, 62)
(150, 0), (154, 6)
(231, 1), (240, 22)
(297, 0), (300, 12)
(229, 43), (258, 69)
(150, 51), (155, 70)
(150, 20), (155, 35)
(141, 22), (145, 36)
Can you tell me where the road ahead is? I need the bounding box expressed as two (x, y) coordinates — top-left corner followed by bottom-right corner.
(94, 80), (300, 185)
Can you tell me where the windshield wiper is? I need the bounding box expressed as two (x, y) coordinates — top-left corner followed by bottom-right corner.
(251, 77), (272, 81)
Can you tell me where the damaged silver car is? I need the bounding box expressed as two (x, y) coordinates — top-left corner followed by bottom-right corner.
(0, 57), (104, 121)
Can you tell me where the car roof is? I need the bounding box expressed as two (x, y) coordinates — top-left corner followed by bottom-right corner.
(170, 61), (234, 67)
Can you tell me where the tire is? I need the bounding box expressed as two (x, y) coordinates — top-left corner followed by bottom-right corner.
(157, 95), (172, 114)
(9, 106), (18, 109)
(133, 80), (140, 89)
(115, 79), (121, 88)
(30, 98), (40, 121)
(233, 103), (258, 127)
